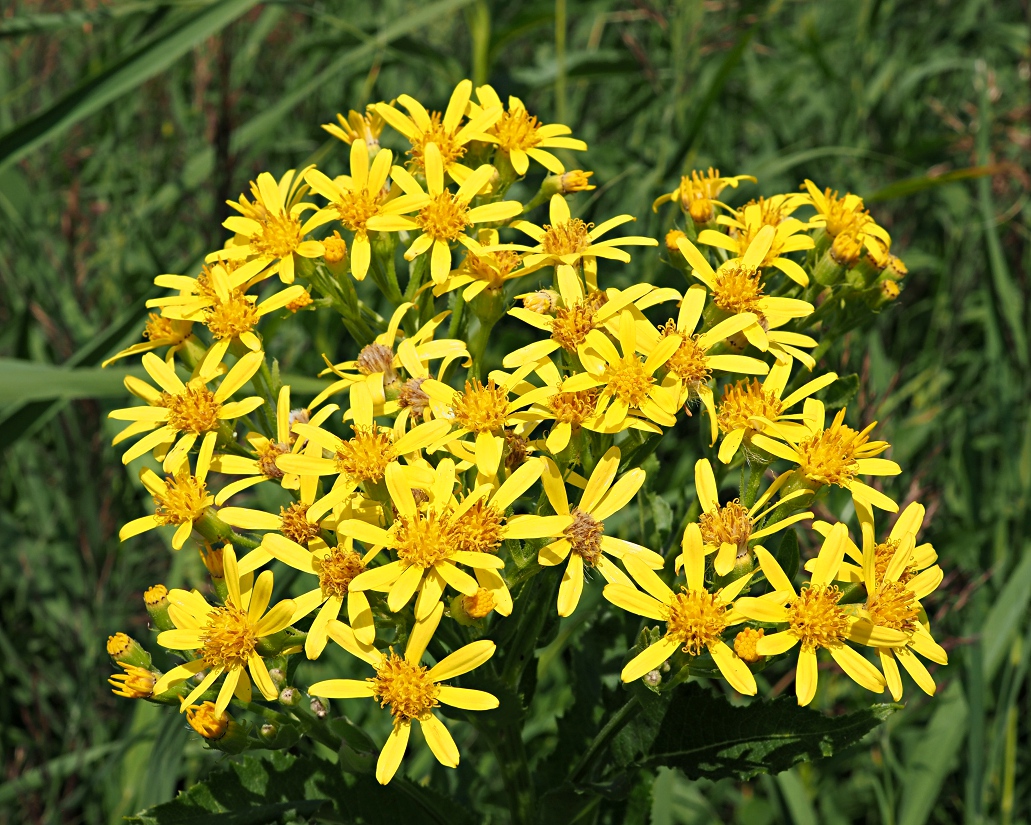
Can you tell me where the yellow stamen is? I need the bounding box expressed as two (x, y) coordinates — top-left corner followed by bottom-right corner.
(664, 588), (727, 656)
(144, 313), (189, 343)
(542, 218), (592, 256)
(660, 323), (711, 388)
(200, 604), (259, 669)
(602, 356), (653, 407)
(786, 584), (850, 651)
(796, 416), (873, 487)
(452, 379), (509, 433)
(494, 108), (543, 152)
(257, 441), (288, 479)
(550, 302), (596, 351)
(866, 582), (918, 632)
(699, 499), (752, 555)
(370, 651), (439, 722)
(453, 499), (505, 555)
(315, 546), (366, 599)
(337, 426), (396, 483)
(394, 512), (456, 568)
(334, 188), (381, 234)
(408, 111), (465, 171)
(154, 470), (210, 526)
(713, 265), (764, 315)
(164, 385), (222, 434)
(205, 292), (259, 341)
(417, 192), (471, 241)
(548, 387), (598, 425)
(279, 502), (321, 546)
(717, 379), (783, 435)
(565, 507), (603, 566)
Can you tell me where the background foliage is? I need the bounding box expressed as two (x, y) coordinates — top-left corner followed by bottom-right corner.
(1, 0), (1029, 823)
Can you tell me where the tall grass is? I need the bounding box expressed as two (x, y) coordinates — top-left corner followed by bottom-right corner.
(1, 1), (1028, 822)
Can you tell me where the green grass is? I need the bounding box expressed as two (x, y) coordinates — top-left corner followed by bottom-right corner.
(1, 0), (1029, 822)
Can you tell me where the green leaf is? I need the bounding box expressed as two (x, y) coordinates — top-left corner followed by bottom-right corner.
(0, 359), (144, 404)
(818, 373), (860, 411)
(639, 683), (897, 781)
(774, 528), (800, 582)
(864, 164), (1005, 203)
(0, 1), (214, 37)
(0, 0), (259, 170)
(981, 550), (1031, 681)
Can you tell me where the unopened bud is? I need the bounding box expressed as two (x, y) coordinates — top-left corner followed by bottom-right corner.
(286, 288), (314, 313)
(885, 254), (907, 280)
(279, 686), (301, 706)
(106, 633), (152, 669)
(643, 669), (662, 687)
(734, 627), (765, 663)
(268, 668), (286, 689)
(144, 584), (174, 631)
(687, 197), (715, 226)
(185, 701), (250, 753)
(522, 289), (558, 314)
(665, 229), (687, 254)
(451, 588), (496, 625)
(310, 697), (328, 719)
(323, 230), (348, 265)
(199, 544), (224, 579)
(830, 231), (862, 268)
(543, 170), (596, 197)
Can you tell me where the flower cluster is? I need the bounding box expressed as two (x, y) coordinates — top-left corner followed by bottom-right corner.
(104, 80), (942, 787)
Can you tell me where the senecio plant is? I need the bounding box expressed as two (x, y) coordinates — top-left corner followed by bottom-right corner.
(105, 80), (947, 821)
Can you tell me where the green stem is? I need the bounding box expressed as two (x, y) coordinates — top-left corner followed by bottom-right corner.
(740, 458), (769, 509)
(568, 695), (641, 784)
(488, 722), (535, 825)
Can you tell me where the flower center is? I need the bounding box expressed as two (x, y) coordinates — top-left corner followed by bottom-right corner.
(250, 211), (304, 260)
(660, 324), (711, 387)
(452, 379), (509, 433)
(830, 227), (863, 266)
(335, 188), (381, 234)
(602, 357), (653, 407)
(200, 604), (259, 669)
(371, 652), (440, 722)
(144, 313), (188, 343)
(461, 248), (522, 287)
(409, 112), (466, 172)
(816, 188), (865, 237)
(797, 424), (865, 487)
(541, 218), (592, 257)
(452, 499), (506, 555)
(713, 265), (764, 315)
(504, 429), (530, 470)
(548, 387), (599, 425)
(279, 502), (321, 545)
(664, 588), (728, 655)
(153, 471), (210, 525)
(699, 499), (752, 554)
(356, 342), (396, 379)
(394, 512), (456, 568)
(164, 386), (222, 434)
(493, 108), (543, 152)
(786, 584), (850, 651)
(550, 302), (596, 351)
(717, 379), (783, 434)
(872, 538), (913, 584)
(256, 441), (288, 479)
(865, 582), (918, 632)
(336, 426), (396, 482)
(565, 507), (603, 566)
(316, 546), (366, 599)
(398, 377), (430, 416)
(417, 192), (471, 242)
(205, 292), (260, 340)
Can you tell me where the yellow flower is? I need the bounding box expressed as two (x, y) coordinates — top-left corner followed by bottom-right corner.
(336, 461), (511, 620)
(603, 523), (757, 693)
(108, 350), (265, 475)
(322, 106), (385, 150)
(153, 544), (297, 714)
(366, 143), (523, 285)
(651, 168), (756, 225)
(750, 399), (902, 512)
(521, 448), (664, 616)
(714, 359), (838, 464)
(305, 140), (428, 280)
(101, 313), (194, 368)
(801, 179), (891, 251)
(109, 661), (157, 699)
(119, 464), (214, 550)
(633, 284), (769, 439)
(735, 523), (909, 706)
(148, 261), (309, 375)
(698, 195), (814, 286)
(432, 228), (543, 302)
(312, 303), (469, 417)
(309, 602), (498, 785)
(209, 386), (338, 505)
(471, 84), (587, 175)
(692, 458), (813, 576)
(677, 225), (814, 354)
(213, 168), (333, 283)
(506, 194), (657, 288)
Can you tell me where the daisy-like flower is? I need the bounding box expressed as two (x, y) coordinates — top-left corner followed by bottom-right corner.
(432, 228), (543, 302)
(697, 196), (814, 287)
(119, 464), (214, 550)
(212, 168), (332, 284)
(261, 533), (381, 654)
(503, 265), (669, 368)
(148, 261), (309, 376)
(805, 502), (946, 700)
(651, 168), (756, 225)
(471, 84), (587, 175)
(714, 359), (838, 464)
(524, 449), (665, 616)
(322, 106), (385, 151)
(210, 387), (338, 505)
(366, 143), (523, 286)
(567, 309), (683, 430)
(309, 602), (499, 785)
(691, 458), (813, 576)
(750, 399), (902, 512)
(338, 461), (510, 620)
(101, 313), (194, 368)
(677, 226), (814, 354)
(801, 179), (891, 251)
(305, 140), (428, 280)
(374, 79), (501, 182)
(505, 194), (657, 288)
(604, 523), (758, 692)
(152, 544), (296, 714)
(735, 523), (909, 706)
(312, 303), (468, 418)
(634, 284), (769, 438)
(108, 351), (265, 475)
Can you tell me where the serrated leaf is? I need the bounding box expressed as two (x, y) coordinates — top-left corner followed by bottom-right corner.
(774, 528), (800, 582)
(639, 683), (897, 781)
(819, 374), (860, 411)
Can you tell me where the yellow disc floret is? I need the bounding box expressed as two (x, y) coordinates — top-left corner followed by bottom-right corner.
(717, 379), (783, 434)
(494, 108), (543, 153)
(200, 604), (259, 670)
(394, 512), (456, 568)
(452, 499), (506, 555)
(660, 323), (711, 388)
(699, 499), (752, 554)
(204, 292), (259, 340)
(418, 193), (471, 242)
(664, 588), (727, 656)
(257, 441), (288, 479)
(796, 419), (873, 487)
(452, 379), (509, 433)
(154, 470), (210, 526)
(371, 651), (440, 722)
(548, 387), (599, 425)
(336, 427), (396, 482)
(550, 302), (596, 351)
(315, 546), (366, 599)
(565, 507), (604, 566)
(865, 581), (919, 633)
(786, 585), (850, 651)
(542, 219), (592, 256)
(603, 356), (653, 407)
(713, 265), (763, 316)
(164, 386), (222, 434)
(279, 502), (321, 545)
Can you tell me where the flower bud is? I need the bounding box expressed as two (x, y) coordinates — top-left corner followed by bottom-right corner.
(665, 229), (687, 255)
(323, 230), (348, 265)
(543, 170), (596, 197)
(285, 288), (314, 313)
(279, 686), (302, 707)
(734, 627), (764, 663)
(522, 289), (558, 315)
(144, 584), (174, 631)
(310, 697), (328, 719)
(268, 668), (287, 689)
(450, 588), (496, 625)
(109, 661), (158, 699)
(106, 632), (152, 669)
(185, 701), (250, 754)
